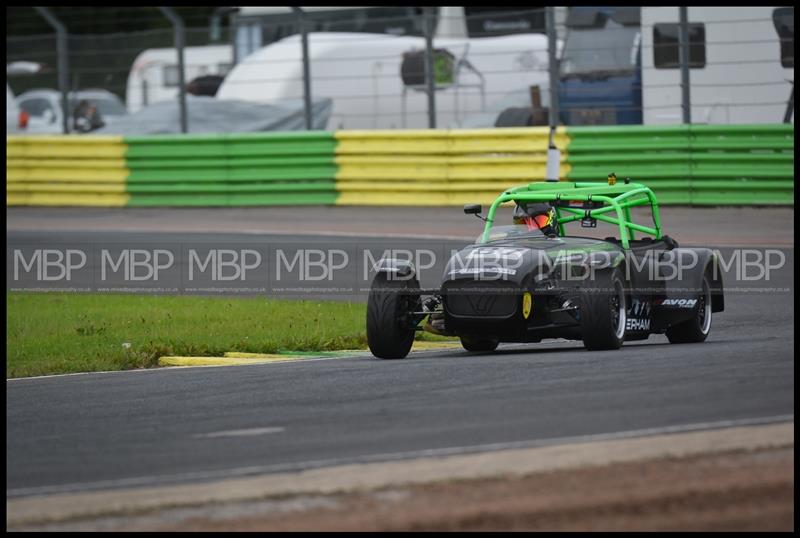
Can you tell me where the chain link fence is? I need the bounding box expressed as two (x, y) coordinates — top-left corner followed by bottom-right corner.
(8, 27), (233, 97)
(6, 6), (793, 134)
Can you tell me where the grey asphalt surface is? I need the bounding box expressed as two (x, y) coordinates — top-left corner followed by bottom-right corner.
(7, 329), (794, 497)
(6, 206), (795, 499)
(7, 205), (796, 247)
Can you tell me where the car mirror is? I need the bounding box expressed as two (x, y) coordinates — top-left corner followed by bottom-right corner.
(463, 204), (482, 215)
(42, 109), (56, 123)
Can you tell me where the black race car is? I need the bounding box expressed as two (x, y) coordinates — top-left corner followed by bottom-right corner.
(366, 180), (724, 359)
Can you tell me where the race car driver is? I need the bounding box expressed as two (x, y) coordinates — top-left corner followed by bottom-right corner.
(512, 202), (558, 237)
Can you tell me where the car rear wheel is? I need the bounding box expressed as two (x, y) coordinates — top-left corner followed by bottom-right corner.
(366, 273), (420, 359)
(459, 336), (500, 353)
(666, 275), (712, 344)
(579, 267), (627, 351)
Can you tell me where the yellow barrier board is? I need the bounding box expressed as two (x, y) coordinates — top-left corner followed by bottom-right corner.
(7, 136), (127, 159)
(336, 191), (519, 206)
(335, 127), (569, 155)
(336, 155), (554, 165)
(5, 158), (128, 169)
(333, 127), (571, 205)
(7, 128), (573, 208)
(6, 182), (127, 193)
(7, 168), (128, 182)
(6, 192), (130, 207)
(336, 138), (453, 155)
(6, 136), (129, 206)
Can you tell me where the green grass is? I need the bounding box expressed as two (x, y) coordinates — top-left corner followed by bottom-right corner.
(6, 292), (367, 378)
(6, 292), (455, 378)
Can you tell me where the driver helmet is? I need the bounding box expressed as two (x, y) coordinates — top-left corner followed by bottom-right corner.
(513, 202), (557, 236)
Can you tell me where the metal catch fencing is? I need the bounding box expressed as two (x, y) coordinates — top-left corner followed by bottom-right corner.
(7, 7), (794, 135)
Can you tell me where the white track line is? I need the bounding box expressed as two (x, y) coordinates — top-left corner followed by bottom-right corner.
(6, 414), (793, 498)
(192, 427), (285, 439)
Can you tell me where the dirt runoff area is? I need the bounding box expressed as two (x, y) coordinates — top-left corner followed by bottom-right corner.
(64, 446), (790, 532)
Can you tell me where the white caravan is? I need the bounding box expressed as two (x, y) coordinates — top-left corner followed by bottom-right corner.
(217, 31), (552, 129)
(126, 45), (234, 113)
(232, 7), (561, 60)
(641, 6), (793, 124)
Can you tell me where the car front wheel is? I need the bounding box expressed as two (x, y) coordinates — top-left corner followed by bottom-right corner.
(366, 273), (420, 359)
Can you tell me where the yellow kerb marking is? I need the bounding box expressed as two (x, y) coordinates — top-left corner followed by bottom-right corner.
(158, 355), (308, 367)
(223, 352), (301, 359)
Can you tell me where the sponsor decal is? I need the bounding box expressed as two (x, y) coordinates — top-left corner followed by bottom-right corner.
(660, 298), (698, 308)
(626, 300), (651, 331)
(626, 318), (651, 331)
(468, 247), (526, 260)
(451, 267), (517, 275)
(627, 300), (651, 318)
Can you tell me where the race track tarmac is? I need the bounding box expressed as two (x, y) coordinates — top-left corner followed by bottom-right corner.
(6, 206), (795, 498)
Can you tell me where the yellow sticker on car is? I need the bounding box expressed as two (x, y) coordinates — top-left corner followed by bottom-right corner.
(522, 292), (532, 319)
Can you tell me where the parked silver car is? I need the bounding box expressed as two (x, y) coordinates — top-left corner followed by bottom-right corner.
(16, 89), (128, 134)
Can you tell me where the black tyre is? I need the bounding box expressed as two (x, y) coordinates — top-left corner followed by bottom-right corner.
(366, 273), (420, 359)
(579, 267), (627, 351)
(460, 336), (500, 353)
(666, 274), (713, 344)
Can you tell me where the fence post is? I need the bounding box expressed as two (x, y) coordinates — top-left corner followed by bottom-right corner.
(210, 7), (237, 43)
(292, 7), (313, 130)
(679, 7), (691, 124)
(423, 7), (436, 129)
(33, 7), (69, 134)
(546, 6), (560, 128)
(158, 7), (188, 133)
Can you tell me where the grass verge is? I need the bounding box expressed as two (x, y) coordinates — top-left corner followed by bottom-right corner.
(7, 292), (454, 378)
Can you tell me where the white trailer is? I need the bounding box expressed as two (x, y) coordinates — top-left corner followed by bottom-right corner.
(231, 7), (562, 61)
(216, 31), (551, 129)
(641, 7), (793, 124)
(125, 45), (234, 113)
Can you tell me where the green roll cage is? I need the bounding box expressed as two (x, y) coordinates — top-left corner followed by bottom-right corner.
(481, 181), (663, 249)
